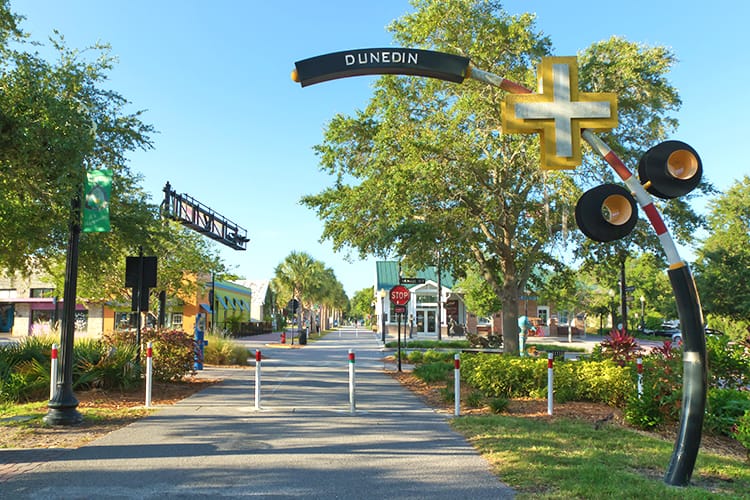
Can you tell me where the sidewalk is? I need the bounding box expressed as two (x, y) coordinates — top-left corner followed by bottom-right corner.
(1, 328), (515, 499)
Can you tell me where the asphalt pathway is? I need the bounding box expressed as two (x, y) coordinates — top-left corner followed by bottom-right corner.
(2, 327), (515, 499)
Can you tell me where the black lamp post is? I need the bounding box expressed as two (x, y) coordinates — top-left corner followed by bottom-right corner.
(45, 196), (83, 425)
(640, 295), (646, 333)
(379, 289), (386, 344)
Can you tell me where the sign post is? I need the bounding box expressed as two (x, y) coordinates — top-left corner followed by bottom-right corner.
(389, 286), (410, 373)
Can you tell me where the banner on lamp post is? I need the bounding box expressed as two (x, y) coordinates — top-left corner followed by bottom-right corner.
(82, 169), (112, 233)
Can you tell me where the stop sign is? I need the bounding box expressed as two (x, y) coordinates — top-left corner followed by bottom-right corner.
(389, 285), (410, 305)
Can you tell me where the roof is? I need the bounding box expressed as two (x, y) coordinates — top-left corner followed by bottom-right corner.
(375, 261), (455, 292)
(232, 279), (270, 306)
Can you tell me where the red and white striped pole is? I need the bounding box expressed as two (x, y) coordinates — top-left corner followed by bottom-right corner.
(145, 342), (153, 408)
(50, 343), (58, 400)
(547, 352), (554, 415)
(636, 357), (643, 397)
(254, 349), (262, 410)
(348, 349), (356, 414)
(454, 354), (461, 416)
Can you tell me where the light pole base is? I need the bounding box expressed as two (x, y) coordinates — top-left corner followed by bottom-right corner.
(44, 390), (82, 426)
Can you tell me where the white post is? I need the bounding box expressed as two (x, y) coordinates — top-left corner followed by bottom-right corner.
(636, 357), (643, 397)
(50, 343), (58, 400)
(348, 349), (356, 414)
(454, 354), (461, 416)
(255, 349), (262, 410)
(145, 342), (153, 408)
(547, 352), (554, 415)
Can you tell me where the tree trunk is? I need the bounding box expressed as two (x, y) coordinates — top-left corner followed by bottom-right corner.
(502, 282), (520, 355)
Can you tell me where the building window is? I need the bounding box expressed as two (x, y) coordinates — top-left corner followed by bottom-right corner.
(30, 310), (55, 336)
(30, 288), (55, 298)
(115, 312), (133, 330)
(0, 289), (17, 298)
(171, 312), (184, 329)
(74, 311), (88, 333)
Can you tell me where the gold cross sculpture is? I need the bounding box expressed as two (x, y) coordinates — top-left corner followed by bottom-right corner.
(501, 56), (618, 170)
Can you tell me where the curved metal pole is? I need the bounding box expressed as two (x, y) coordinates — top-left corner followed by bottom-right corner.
(469, 65), (707, 486)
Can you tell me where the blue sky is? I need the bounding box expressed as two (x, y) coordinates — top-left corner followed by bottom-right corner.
(14, 1), (749, 298)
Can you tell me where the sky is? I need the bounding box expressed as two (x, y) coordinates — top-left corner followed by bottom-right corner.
(13, 0), (750, 298)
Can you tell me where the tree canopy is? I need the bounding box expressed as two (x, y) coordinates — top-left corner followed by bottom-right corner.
(0, 2), (226, 304)
(694, 176), (750, 320)
(302, 0), (691, 353)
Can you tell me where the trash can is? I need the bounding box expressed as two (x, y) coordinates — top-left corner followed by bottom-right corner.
(298, 329), (307, 345)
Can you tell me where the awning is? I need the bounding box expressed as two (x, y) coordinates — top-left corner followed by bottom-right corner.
(200, 303), (212, 314)
(0, 298), (86, 311)
(216, 295), (229, 310)
(32, 302), (87, 312)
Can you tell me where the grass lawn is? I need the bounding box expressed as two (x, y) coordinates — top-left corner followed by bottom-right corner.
(451, 414), (749, 499)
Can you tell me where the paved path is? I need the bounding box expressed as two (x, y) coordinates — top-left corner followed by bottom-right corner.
(1, 327), (514, 499)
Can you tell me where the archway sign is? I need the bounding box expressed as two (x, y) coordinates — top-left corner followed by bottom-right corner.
(292, 48), (705, 487)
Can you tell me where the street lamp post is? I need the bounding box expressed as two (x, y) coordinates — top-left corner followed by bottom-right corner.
(640, 295), (646, 333)
(379, 289), (386, 344)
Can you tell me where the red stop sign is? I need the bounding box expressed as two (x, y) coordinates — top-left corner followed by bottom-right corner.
(389, 285), (410, 305)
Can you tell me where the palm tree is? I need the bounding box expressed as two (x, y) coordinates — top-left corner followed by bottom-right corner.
(273, 252), (349, 336)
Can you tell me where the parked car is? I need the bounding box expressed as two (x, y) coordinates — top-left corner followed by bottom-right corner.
(669, 327), (724, 345)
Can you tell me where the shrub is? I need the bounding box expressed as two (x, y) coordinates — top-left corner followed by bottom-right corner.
(705, 313), (750, 343)
(0, 337), (56, 403)
(75, 342), (140, 391)
(440, 382), (454, 403)
(465, 391), (483, 408)
(597, 329), (642, 366)
(624, 384), (664, 430)
(414, 361), (452, 384)
(705, 388), (750, 437)
(423, 349), (455, 363)
(105, 328), (196, 382)
(203, 334), (249, 365)
(553, 360), (633, 406)
(488, 396), (509, 414)
(734, 409), (750, 457)
(405, 350), (423, 364)
(0, 372), (32, 403)
(706, 334), (750, 389)
(624, 344), (683, 429)
(145, 329), (196, 381)
(461, 353), (547, 398)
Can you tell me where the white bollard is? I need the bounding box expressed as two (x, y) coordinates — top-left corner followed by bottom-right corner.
(145, 342), (153, 408)
(636, 357), (643, 397)
(254, 349), (262, 410)
(454, 354), (461, 417)
(547, 352), (554, 415)
(50, 343), (58, 400)
(348, 349), (356, 414)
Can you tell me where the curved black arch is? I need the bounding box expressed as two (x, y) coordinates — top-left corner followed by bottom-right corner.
(293, 48), (470, 87)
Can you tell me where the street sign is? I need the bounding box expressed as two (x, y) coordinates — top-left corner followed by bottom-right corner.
(625, 285), (636, 292)
(394, 305), (406, 314)
(286, 299), (300, 314)
(389, 285), (410, 306)
(400, 277), (425, 284)
(293, 48), (470, 87)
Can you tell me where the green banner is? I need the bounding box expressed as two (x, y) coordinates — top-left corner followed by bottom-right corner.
(82, 169), (112, 233)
